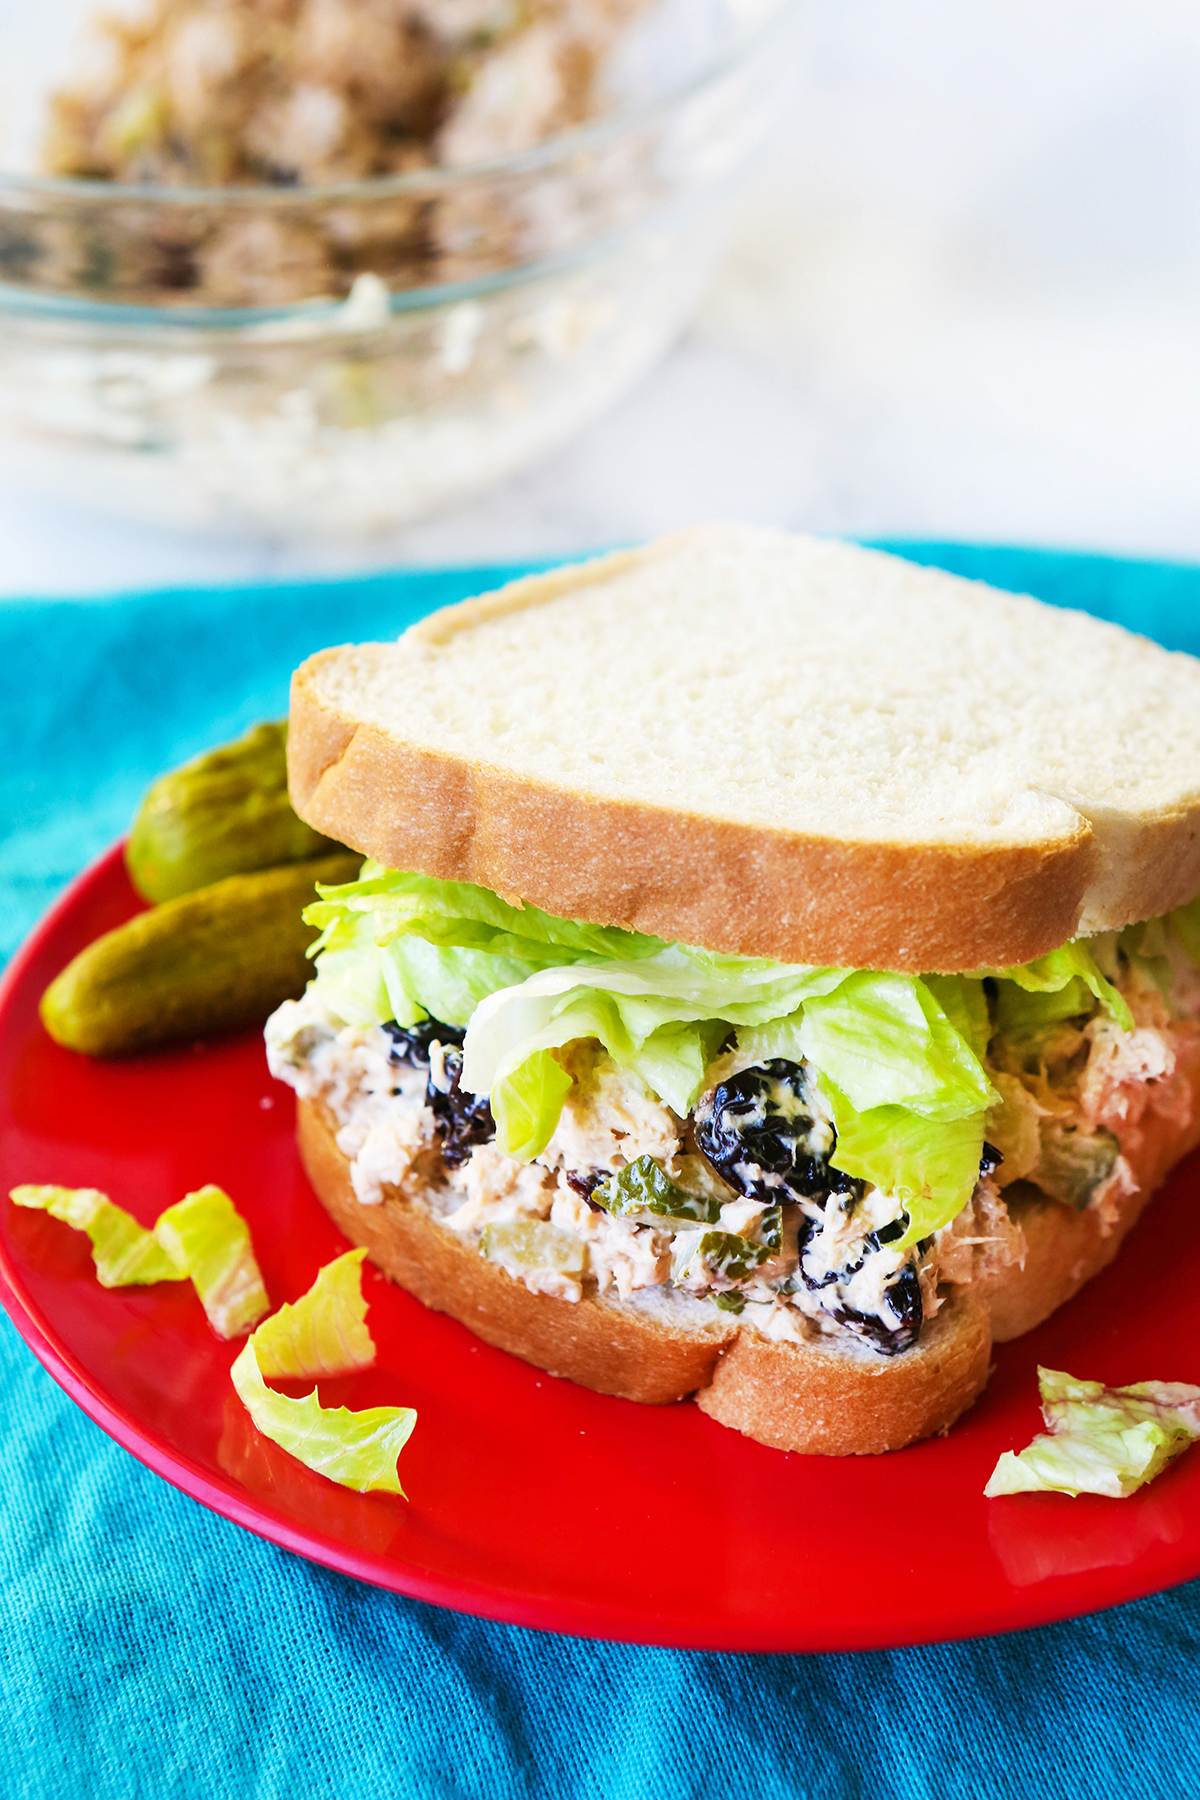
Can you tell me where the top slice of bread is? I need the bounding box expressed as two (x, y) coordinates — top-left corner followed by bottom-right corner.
(288, 526), (1200, 972)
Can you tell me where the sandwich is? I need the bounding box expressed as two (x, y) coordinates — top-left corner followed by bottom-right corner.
(264, 526), (1200, 1455)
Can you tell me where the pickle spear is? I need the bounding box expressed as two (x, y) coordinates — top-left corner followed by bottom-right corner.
(40, 852), (360, 1057)
(126, 721), (339, 903)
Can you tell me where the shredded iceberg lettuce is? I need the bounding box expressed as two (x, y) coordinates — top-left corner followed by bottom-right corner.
(304, 865), (666, 1029)
(231, 1247), (415, 1493)
(299, 865), (1157, 1240)
(973, 942), (1133, 1033)
(985, 1366), (1200, 1498)
(154, 1185), (270, 1339)
(250, 1248), (374, 1378)
(9, 1181), (271, 1335)
(9, 1184), (186, 1287)
(490, 1050), (574, 1161)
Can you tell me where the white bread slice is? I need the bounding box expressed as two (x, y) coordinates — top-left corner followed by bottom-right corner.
(297, 1097), (991, 1453)
(288, 526), (1200, 972)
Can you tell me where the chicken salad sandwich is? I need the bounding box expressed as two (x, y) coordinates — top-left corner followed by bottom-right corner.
(265, 526), (1200, 1454)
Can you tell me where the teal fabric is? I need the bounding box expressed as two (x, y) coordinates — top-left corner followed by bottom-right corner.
(3, 543), (1200, 1799)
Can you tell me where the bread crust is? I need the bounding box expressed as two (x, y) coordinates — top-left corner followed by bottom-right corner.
(695, 1290), (992, 1455)
(297, 1098), (993, 1452)
(288, 652), (1092, 973)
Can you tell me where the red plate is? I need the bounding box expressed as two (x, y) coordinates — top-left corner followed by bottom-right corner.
(2, 845), (1200, 1652)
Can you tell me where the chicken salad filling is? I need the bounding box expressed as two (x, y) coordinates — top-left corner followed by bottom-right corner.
(267, 988), (939, 1349)
(265, 867), (1200, 1359)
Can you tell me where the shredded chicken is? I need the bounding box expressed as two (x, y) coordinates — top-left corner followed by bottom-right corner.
(542, 1046), (682, 1173)
(935, 1177), (1027, 1289)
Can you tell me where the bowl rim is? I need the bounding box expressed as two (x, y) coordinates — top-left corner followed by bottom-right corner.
(0, 0), (799, 207)
(0, 206), (702, 330)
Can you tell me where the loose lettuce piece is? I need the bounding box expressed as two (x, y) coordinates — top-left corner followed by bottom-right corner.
(817, 1090), (986, 1249)
(154, 1185), (270, 1339)
(250, 1249), (374, 1379)
(232, 1249), (414, 1493)
(491, 1050), (573, 1160)
(231, 1341), (414, 1495)
(9, 1184), (185, 1287)
(985, 1366), (1200, 1498)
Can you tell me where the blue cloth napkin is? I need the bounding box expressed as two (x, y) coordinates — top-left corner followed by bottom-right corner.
(3, 543), (1200, 1800)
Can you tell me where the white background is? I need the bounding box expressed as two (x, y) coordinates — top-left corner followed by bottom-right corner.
(3, 0), (1199, 595)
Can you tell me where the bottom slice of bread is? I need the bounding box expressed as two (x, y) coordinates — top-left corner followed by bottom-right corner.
(694, 1295), (991, 1455)
(297, 1097), (991, 1453)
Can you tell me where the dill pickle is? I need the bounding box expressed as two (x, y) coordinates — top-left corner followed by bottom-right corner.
(40, 852), (360, 1057)
(126, 721), (339, 903)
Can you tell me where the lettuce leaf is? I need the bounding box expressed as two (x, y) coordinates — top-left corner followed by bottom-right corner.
(460, 955), (847, 1118)
(231, 1342), (414, 1495)
(993, 976), (1097, 1039)
(818, 1088), (986, 1248)
(979, 943), (1134, 1033)
(732, 1011), (806, 1067)
(306, 864), (666, 965)
(154, 1185), (270, 1339)
(297, 865), (1157, 1243)
(304, 865), (667, 1029)
(923, 975), (991, 1062)
(9, 1184), (186, 1287)
(985, 1366), (1200, 1497)
(491, 1050), (573, 1160)
(797, 971), (995, 1120)
(250, 1249), (374, 1379)
(231, 1246), (414, 1493)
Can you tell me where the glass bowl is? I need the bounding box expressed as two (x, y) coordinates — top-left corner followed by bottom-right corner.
(0, 0), (800, 537)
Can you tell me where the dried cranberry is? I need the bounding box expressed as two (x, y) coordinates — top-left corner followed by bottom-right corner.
(694, 1059), (854, 1206)
(384, 1018), (464, 1067)
(384, 1017), (493, 1167)
(427, 1044), (494, 1168)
